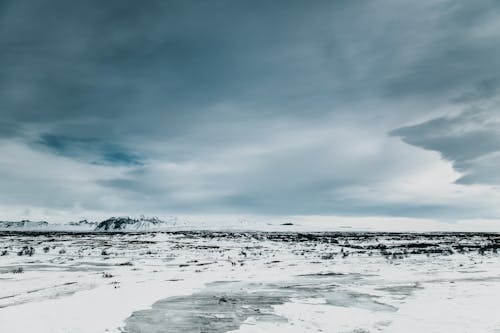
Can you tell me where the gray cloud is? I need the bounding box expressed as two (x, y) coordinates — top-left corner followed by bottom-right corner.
(1, 0), (500, 220)
(452, 78), (500, 104)
(391, 109), (500, 185)
(1, 0), (468, 139)
(35, 134), (144, 166)
(383, 1), (500, 100)
(456, 153), (500, 185)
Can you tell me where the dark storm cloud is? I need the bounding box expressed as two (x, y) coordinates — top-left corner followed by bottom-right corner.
(37, 134), (143, 166)
(1, 0), (495, 131)
(0, 120), (21, 138)
(390, 109), (500, 185)
(1, 0), (500, 219)
(452, 78), (500, 104)
(383, 1), (500, 99)
(0, 0), (338, 129)
(0, 0), (434, 139)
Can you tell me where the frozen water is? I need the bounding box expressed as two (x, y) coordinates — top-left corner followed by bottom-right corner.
(0, 230), (499, 332)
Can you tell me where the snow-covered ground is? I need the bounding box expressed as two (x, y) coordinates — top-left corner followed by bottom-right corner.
(1, 230), (499, 332)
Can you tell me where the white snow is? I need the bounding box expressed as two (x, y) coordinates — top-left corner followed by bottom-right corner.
(1, 231), (499, 332)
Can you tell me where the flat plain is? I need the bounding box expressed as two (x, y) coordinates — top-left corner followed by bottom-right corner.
(1, 231), (500, 333)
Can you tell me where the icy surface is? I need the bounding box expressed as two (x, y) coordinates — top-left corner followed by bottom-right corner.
(1, 231), (499, 332)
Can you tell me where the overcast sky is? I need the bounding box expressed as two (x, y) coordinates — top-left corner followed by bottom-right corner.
(1, 0), (500, 224)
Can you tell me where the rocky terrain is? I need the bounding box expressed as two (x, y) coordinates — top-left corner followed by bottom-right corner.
(0, 220), (49, 229)
(0, 216), (173, 232)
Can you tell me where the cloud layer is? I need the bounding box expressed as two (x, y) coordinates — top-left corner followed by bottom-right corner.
(391, 109), (500, 185)
(1, 0), (500, 222)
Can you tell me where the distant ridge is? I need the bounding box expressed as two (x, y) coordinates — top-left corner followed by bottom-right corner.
(0, 220), (49, 229)
(68, 219), (98, 228)
(94, 216), (168, 231)
(0, 216), (173, 231)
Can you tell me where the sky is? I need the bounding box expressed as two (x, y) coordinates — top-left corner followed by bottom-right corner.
(1, 0), (500, 226)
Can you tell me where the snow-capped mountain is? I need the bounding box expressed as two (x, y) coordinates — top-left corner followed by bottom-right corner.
(68, 219), (98, 228)
(94, 216), (171, 231)
(0, 217), (173, 232)
(0, 220), (49, 229)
